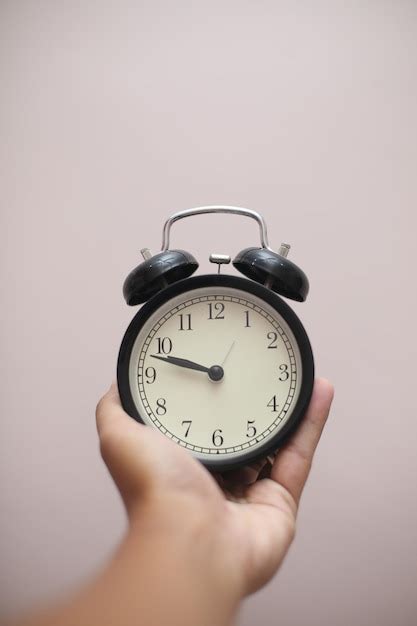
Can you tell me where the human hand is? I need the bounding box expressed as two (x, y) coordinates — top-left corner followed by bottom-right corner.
(96, 379), (333, 604)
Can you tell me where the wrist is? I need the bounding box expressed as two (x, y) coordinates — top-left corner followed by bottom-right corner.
(124, 497), (244, 621)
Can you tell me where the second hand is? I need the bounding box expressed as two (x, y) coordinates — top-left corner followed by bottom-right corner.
(221, 341), (235, 366)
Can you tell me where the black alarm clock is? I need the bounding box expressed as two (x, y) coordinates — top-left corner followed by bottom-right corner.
(117, 206), (314, 472)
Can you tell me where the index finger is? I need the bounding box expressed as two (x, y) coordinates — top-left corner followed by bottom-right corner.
(95, 382), (134, 436)
(271, 378), (334, 506)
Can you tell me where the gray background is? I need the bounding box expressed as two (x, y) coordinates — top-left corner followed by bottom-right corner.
(1, 1), (416, 624)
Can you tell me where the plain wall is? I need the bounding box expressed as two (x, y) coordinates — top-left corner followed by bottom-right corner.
(1, 1), (416, 625)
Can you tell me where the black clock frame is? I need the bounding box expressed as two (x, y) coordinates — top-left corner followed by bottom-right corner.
(117, 274), (315, 472)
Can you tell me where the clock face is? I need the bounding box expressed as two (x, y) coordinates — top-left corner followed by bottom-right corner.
(119, 276), (314, 468)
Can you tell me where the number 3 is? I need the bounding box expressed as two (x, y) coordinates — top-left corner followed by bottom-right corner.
(279, 364), (289, 381)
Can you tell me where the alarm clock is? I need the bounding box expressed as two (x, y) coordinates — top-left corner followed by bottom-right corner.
(117, 206), (314, 471)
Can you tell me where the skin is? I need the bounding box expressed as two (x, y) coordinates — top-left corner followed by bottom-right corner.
(9, 378), (334, 626)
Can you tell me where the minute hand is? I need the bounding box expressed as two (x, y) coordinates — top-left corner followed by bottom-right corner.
(150, 354), (224, 381)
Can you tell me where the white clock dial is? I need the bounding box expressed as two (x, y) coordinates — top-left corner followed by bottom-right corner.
(127, 285), (303, 464)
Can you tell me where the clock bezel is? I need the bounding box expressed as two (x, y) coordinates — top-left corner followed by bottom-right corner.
(117, 274), (314, 472)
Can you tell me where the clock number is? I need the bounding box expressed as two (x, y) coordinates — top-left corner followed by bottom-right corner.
(267, 395), (279, 412)
(267, 331), (278, 349)
(279, 364), (290, 381)
(212, 429), (224, 447)
(178, 313), (192, 331)
(244, 310), (251, 327)
(208, 302), (225, 320)
(156, 398), (167, 415)
(246, 420), (257, 438)
(145, 367), (156, 384)
(181, 420), (192, 437)
(156, 337), (172, 354)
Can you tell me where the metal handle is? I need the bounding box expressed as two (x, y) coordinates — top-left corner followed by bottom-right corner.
(161, 205), (272, 251)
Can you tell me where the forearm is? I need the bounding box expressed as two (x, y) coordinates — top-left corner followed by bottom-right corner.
(11, 510), (241, 626)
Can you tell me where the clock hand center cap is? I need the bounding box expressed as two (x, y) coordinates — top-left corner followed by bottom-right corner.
(208, 365), (224, 382)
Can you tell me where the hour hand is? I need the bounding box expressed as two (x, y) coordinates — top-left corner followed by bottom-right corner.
(150, 355), (224, 381)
